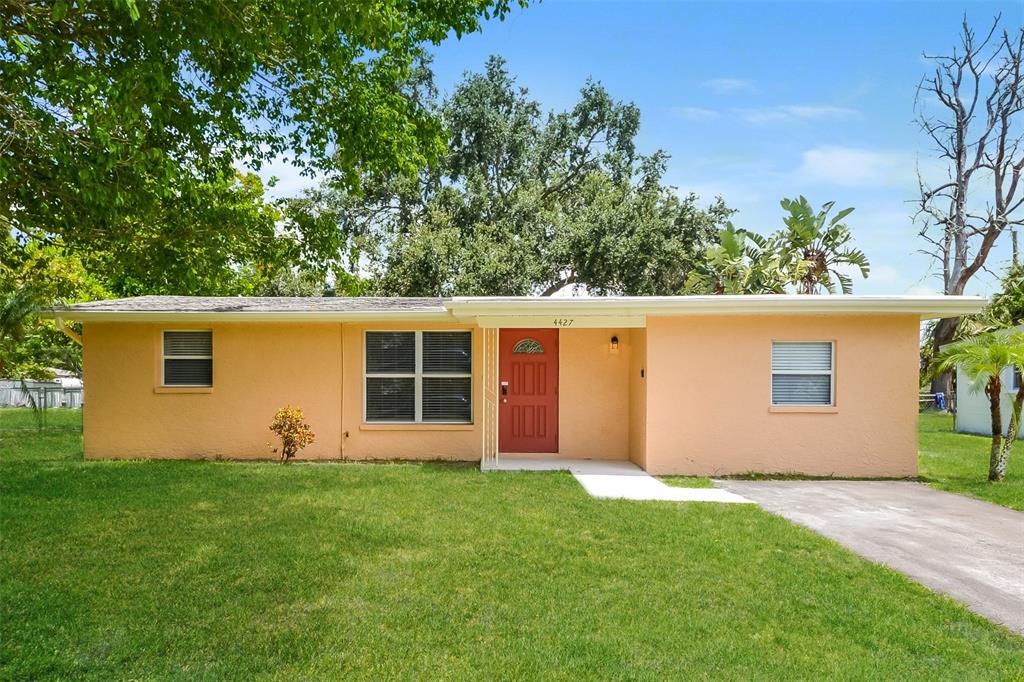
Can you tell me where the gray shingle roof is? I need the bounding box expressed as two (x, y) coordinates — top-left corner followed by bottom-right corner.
(56, 295), (446, 314)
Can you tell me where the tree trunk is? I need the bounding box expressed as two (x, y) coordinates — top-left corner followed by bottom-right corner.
(997, 383), (1024, 481)
(987, 378), (1005, 482)
(540, 273), (578, 297)
(929, 316), (960, 401)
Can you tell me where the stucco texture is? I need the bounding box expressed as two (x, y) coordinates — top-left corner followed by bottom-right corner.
(557, 328), (632, 460)
(83, 322), (344, 459)
(82, 315), (920, 476)
(641, 314), (920, 477)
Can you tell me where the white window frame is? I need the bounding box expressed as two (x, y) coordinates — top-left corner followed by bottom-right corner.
(363, 330), (473, 424)
(770, 340), (835, 407)
(161, 330), (213, 387)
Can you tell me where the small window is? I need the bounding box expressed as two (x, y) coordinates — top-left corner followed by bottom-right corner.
(512, 338), (544, 354)
(771, 341), (833, 406)
(1011, 367), (1022, 391)
(163, 331), (213, 386)
(365, 331), (472, 423)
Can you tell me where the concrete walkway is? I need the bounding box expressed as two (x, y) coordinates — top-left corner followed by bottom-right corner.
(492, 458), (752, 503)
(716, 480), (1024, 636)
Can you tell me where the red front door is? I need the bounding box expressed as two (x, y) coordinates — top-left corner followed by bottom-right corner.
(499, 329), (559, 453)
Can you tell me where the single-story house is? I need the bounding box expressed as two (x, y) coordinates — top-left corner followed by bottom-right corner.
(47, 294), (984, 476)
(954, 324), (1024, 440)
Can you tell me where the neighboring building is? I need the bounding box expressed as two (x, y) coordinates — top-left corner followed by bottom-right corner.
(0, 369), (83, 408)
(954, 325), (1024, 440)
(47, 294), (983, 476)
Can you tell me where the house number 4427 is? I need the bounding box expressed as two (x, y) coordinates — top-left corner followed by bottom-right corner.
(552, 318), (574, 327)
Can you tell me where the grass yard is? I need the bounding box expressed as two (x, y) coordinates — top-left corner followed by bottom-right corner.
(2, 409), (1023, 679)
(659, 475), (714, 488)
(919, 411), (1024, 511)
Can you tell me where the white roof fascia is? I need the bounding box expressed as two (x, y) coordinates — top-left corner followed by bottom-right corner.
(446, 295), (987, 321)
(47, 310), (455, 323)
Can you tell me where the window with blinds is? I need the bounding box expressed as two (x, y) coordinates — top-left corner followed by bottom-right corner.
(163, 331), (213, 386)
(771, 341), (833, 406)
(365, 331), (472, 423)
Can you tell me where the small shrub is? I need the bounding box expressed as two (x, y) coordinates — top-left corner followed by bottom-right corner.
(269, 406), (315, 463)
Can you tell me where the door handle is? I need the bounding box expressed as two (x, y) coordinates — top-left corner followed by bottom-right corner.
(500, 381), (509, 396)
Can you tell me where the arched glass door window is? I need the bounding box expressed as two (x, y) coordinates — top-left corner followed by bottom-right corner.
(512, 338), (544, 354)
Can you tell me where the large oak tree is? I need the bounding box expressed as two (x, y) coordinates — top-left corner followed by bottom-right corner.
(285, 57), (732, 296)
(1, 0), (522, 294)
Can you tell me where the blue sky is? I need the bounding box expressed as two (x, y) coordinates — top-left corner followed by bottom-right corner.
(267, 1), (1023, 296)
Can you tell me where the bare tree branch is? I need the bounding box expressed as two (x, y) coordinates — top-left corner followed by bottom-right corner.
(917, 14), (1024, 392)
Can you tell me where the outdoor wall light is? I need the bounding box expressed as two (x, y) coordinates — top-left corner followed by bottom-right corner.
(610, 335), (619, 351)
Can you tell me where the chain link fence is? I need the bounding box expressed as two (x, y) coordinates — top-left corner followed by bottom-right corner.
(0, 381), (84, 432)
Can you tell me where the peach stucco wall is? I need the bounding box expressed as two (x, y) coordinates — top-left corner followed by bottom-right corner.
(557, 328), (631, 460)
(83, 321), (484, 461)
(642, 314), (920, 477)
(82, 315), (920, 475)
(83, 322), (344, 459)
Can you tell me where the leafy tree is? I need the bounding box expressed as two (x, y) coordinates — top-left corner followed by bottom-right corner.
(285, 57), (732, 296)
(87, 172), (286, 296)
(685, 224), (795, 295)
(777, 196), (869, 294)
(935, 330), (1024, 481)
(920, 264), (1024, 393)
(0, 286), (39, 378)
(250, 267), (331, 297)
(2, 0), (523, 293)
(686, 197), (868, 295)
(989, 264), (1024, 328)
(0, 235), (108, 378)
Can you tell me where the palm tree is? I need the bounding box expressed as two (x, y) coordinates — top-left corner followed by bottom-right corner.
(935, 329), (1024, 481)
(777, 196), (870, 294)
(0, 286), (41, 377)
(684, 224), (798, 295)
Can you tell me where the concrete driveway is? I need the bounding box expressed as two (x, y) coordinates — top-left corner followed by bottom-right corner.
(716, 480), (1024, 636)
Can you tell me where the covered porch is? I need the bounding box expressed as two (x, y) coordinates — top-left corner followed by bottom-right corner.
(446, 299), (649, 472)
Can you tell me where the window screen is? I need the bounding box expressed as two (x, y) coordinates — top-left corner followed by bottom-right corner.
(366, 332), (415, 373)
(771, 342), (833, 406)
(365, 377), (416, 422)
(365, 331), (472, 423)
(163, 331), (213, 386)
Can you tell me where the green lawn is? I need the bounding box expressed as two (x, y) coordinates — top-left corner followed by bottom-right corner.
(919, 411), (1024, 511)
(659, 475), (714, 488)
(2, 408), (1022, 679)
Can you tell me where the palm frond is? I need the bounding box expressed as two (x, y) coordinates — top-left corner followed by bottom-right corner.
(836, 272), (853, 295)
(0, 287), (41, 342)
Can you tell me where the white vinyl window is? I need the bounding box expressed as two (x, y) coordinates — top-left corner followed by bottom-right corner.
(163, 331), (213, 387)
(1010, 366), (1021, 392)
(364, 331), (472, 423)
(771, 341), (834, 406)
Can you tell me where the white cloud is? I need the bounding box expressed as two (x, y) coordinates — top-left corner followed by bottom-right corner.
(792, 145), (910, 188)
(671, 106), (720, 120)
(739, 105), (860, 125)
(702, 78), (755, 94)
